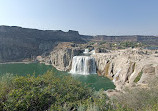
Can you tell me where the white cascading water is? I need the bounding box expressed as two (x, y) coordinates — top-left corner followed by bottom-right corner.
(70, 56), (96, 75)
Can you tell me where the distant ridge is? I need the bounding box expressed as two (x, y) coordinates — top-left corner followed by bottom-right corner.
(0, 25), (89, 62)
(0, 25), (158, 62)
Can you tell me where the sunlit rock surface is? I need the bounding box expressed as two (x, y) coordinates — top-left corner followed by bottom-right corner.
(92, 48), (158, 90)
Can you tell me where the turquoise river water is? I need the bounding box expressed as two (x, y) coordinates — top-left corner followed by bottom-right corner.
(0, 63), (115, 91)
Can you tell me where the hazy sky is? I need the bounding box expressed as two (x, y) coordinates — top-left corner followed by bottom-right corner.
(0, 0), (158, 35)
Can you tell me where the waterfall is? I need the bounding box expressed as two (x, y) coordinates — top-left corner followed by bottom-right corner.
(70, 56), (96, 75)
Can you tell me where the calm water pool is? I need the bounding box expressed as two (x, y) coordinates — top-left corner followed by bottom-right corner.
(0, 63), (115, 91)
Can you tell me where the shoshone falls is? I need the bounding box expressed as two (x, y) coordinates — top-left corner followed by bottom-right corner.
(70, 49), (97, 75)
(70, 56), (96, 75)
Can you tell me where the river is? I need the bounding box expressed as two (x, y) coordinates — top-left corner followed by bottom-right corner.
(0, 63), (115, 91)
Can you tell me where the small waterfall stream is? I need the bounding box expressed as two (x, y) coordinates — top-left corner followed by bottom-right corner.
(70, 56), (96, 75)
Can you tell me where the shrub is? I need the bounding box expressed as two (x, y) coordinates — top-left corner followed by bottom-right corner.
(0, 71), (111, 111)
(3, 71), (158, 111)
(134, 71), (143, 83)
(0, 73), (14, 110)
(3, 74), (56, 111)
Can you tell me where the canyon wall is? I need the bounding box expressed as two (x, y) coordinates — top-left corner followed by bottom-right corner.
(0, 26), (87, 62)
(1, 25), (158, 90)
(1, 25), (158, 63)
(92, 35), (158, 45)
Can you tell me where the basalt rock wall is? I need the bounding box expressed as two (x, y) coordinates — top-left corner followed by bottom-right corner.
(0, 26), (87, 62)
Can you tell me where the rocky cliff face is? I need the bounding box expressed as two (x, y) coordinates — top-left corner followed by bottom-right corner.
(47, 42), (82, 71)
(92, 48), (158, 90)
(0, 26), (87, 62)
(1, 25), (158, 63)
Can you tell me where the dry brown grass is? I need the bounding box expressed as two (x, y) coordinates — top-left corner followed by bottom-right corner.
(113, 77), (158, 111)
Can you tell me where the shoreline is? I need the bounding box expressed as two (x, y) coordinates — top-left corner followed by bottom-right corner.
(0, 61), (52, 66)
(0, 61), (36, 64)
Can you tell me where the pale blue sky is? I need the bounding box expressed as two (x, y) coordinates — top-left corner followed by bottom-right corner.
(0, 0), (158, 35)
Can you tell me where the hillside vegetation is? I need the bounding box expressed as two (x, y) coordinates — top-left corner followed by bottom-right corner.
(1, 71), (158, 111)
(0, 71), (111, 111)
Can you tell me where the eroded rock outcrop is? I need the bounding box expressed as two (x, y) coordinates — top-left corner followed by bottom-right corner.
(92, 48), (158, 90)
(49, 42), (82, 71)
